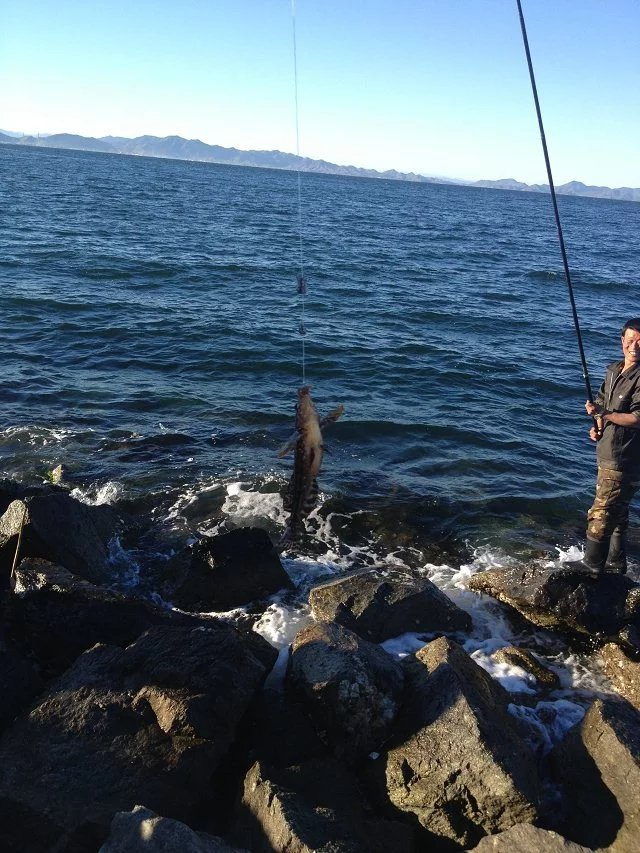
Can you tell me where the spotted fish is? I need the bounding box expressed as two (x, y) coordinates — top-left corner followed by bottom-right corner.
(278, 385), (343, 542)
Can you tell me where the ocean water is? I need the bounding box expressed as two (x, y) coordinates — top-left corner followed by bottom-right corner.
(1, 143), (638, 742)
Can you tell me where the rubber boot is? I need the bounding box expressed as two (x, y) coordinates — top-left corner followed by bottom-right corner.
(564, 537), (609, 578)
(605, 530), (627, 574)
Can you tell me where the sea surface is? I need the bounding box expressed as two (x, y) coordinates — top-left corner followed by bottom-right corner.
(1, 142), (639, 744)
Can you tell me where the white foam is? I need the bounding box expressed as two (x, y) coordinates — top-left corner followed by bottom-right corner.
(0, 424), (87, 447)
(253, 602), (313, 650)
(381, 632), (434, 659)
(71, 480), (123, 506)
(221, 480), (285, 528)
(253, 602), (314, 688)
(470, 650), (536, 694)
(508, 699), (587, 755)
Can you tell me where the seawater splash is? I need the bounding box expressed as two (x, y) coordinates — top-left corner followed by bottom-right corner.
(71, 481), (123, 506)
(107, 536), (141, 588)
(253, 602), (314, 688)
(508, 700), (587, 756)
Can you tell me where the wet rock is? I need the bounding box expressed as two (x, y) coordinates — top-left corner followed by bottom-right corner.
(239, 686), (328, 770)
(6, 558), (217, 676)
(553, 697), (640, 852)
(0, 478), (65, 517)
(468, 564), (639, 644)
(469, 823), (592, 852)
(0, 493), (120, 585)
(233, 758), (414, 853)
(99, 805), (246, 852)
(493, 646), (561, 691)
(382, 636), (541, 849)
(0, 636), (43, 733)
(171, 527), (295, 611)
(288, 621), (405, 763)
(0, 623), (277, 846)
(309, 569), (471, 642)
(601, 643), (640, 710)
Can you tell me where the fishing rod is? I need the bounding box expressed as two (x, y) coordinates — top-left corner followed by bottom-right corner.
(516, 0), (599, 429)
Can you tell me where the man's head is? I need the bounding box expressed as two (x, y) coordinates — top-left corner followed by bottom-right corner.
(621, 318), (640, 337)
(621, 319), (640, 366)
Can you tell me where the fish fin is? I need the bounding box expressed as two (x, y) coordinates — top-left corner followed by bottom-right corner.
(277, 431), (298, 458)
(320, 404), (344, 429)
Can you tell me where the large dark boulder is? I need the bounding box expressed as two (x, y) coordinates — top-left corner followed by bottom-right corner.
(99, 805), (246, 852)
(288, 621), (405, 763)
(238, 686), (329, 770)
(0, 479), (65, 517)
(552, 697), (640, 851)
(469, 824), (591, 852)
(600, 643), (640, 711)
(6, 558), (219, 676)
(0, 623), (277, 849)
(468, 565), (640, 648)
(309, 569), (471, 642)
(0, 493), (120, 585)
(381, 637), (541, 849)
(233, 759), (414, 853)
(171, 527), (295, 611)
(0, 635), (43, 734)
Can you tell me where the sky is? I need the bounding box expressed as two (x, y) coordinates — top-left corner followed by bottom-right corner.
(1, 0), (639, 186)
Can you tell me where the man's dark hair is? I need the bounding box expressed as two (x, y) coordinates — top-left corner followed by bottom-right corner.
(621, 318), (640, 336)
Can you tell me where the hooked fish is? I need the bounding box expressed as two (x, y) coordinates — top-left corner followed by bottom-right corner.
(278, 386), (343, 542)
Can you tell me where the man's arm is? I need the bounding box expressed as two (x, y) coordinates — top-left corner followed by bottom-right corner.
(586, 399), (640, 429)
(601, 411), (640, 429)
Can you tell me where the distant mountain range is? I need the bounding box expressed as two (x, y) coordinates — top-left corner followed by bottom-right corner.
(472, 177), (640, 202)
(1, 130), (638, 202)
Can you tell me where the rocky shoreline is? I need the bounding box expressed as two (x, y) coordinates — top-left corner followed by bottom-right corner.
(0, 480), (639, 852)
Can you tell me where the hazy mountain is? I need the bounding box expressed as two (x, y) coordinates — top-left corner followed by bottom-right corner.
(99, 134), (455, 184)
(473, 177), (640, 203)
(15, 133), (117, 154)
(1, 131), (637, 201)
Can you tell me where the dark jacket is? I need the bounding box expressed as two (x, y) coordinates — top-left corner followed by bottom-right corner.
(595, 361), (640, 474)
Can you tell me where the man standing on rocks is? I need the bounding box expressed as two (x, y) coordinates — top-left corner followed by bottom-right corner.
(568, 318), (640, 576)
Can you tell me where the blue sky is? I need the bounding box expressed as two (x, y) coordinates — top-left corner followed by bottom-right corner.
(2, 0), (638, 185)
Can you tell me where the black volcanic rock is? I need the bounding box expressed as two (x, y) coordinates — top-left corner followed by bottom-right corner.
(0, 493), (120, 586)
(468, 564), (640, 648)
(381, 637), (541, 848)
(0, 624), (276, 847)
(234, 759), (413, 853)
(6, 557), (218, 675)
(171, 527), (295, 612)
(309, 568), (471, 641)
(288, 621), (405, 763)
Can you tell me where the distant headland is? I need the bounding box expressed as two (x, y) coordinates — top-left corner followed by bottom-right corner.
(1, 129), (638, 202)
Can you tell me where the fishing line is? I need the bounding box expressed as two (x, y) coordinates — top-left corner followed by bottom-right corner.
(516, 0), (597, 411)
(290, 0), (307, 386)
(10, 503), (27, 588)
